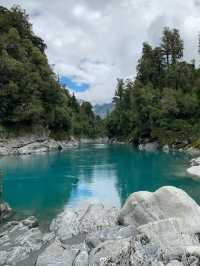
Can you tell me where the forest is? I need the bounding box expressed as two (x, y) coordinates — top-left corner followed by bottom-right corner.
(0, 6), (103, 139)
(106, 27), (200, 147)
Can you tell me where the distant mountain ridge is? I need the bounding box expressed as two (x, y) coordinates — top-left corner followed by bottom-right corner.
(94, 103), (113, 118)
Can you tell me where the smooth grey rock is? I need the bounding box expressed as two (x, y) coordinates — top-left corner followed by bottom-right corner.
(0, 202), (12, 221)
(186, 147), (200, 156)
(138, 142), (159, 152)
(86, 225), (135, 249)
(118, 186), (200, 231)
(190, 157), (200, 166)
(166, 261), (183, 266)
(50, 203), (118, 242)
(163, 144), (170, 153)
(36, 240), (88, 266)
(0, 217), (45, 266)
(88, 238), (134, 265)
(137, 218), (198, 260)
(22, 216), (39, 228)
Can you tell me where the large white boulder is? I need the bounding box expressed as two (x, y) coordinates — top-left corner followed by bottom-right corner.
(118, 186), (200, 232)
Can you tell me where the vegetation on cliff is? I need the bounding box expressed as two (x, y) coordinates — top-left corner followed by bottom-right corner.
(106, 28), (200, 146)
(0, 6), (103, 139)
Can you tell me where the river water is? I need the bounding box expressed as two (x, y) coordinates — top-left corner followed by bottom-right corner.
(0, 144), (198, 225)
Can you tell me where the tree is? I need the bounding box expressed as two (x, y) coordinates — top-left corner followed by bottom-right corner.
(106, 27), (200, 146)
(0, 5), (102, 139)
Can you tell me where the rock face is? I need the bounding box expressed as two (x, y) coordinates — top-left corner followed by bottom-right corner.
(0, 136), (79, 156)
(2, 186), (200, 265)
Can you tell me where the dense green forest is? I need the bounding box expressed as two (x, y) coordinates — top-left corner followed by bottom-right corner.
(106, 28), (200, 147)
(0, 6), (103, 139)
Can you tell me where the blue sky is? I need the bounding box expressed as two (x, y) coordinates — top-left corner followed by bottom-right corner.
(60, 76), (90, 92)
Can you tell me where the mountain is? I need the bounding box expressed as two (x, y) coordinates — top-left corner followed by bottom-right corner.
(94, 103), (114, 119)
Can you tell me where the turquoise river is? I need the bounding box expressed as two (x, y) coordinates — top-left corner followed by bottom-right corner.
(0, 144), (199, 226)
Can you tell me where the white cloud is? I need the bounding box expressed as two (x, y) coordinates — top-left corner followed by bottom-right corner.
(1, 0), (200, 103)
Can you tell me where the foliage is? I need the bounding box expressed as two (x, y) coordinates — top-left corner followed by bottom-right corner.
(0, 6), (103, 139)
(106, 28), (200, 145)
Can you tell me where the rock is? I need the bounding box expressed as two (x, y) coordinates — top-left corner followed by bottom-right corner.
(36, 240), (88, 266)
(0, 136), (79, 156)
(163, 144), (170, 153)
(88, 238), (134, 265)
(80, 138), (108, 144)
(0, 217), (46, 266)
(137, 218), (198, 258)
(138, 142), (159, 152)
(0, 202), (12, 221)
(86, 225), (136, 248)
(190, 157), (200, 166)
(17, 142), (49, 155)
(187, 156), (200, 177)
(22, 216), (39, 228)
(118, 186), (200, 231)
(4, 186), (200, 265)
(166, 261), (183, 266)
(50, 203), (118, 243)
(187, 165), (200, 177)
(186, 147), (200, 156)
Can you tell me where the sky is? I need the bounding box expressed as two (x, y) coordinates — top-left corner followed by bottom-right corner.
(2, 0), (200, 104)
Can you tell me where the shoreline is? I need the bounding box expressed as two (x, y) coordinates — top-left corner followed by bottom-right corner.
(0, 136), (110, 157)
(1, 186), (200, 265)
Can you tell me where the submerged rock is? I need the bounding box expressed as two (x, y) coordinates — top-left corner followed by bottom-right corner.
(3, 186), (200, 265)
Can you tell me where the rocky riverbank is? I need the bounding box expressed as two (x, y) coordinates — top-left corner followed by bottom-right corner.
(0, 136), (79, 156)
(187, 156), (200, 177)
(1, 186), (200, 265)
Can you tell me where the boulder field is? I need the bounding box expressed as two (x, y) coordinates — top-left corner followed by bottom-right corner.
(1, 186), (200, 265)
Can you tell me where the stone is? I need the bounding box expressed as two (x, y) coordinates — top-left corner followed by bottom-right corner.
(22, 216), (39, 228)
(118, 186), (200, 231)
(186, 147), (200, 156)
(137, 218), (198, 259)
(163, 144), (170, 153)
(36, 240), (88, 266)
(0, 202), (12, 221)
(50, 203), (118, 242)
(0, 217), (45, 266)
(3, 186), (200, 265)
(86, 225), (136, 248)
(0, 135), (79, 156)
(138, 142), (159, 152)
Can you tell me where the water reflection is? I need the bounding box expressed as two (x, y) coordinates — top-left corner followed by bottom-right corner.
(0, 144), (199, 224)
